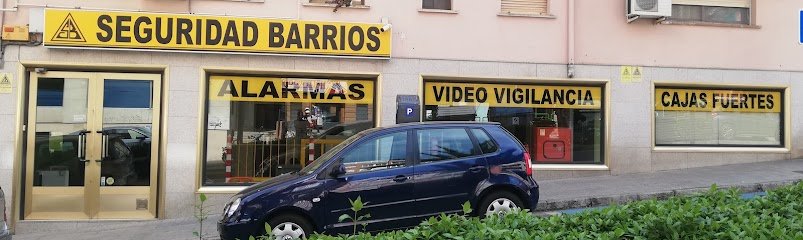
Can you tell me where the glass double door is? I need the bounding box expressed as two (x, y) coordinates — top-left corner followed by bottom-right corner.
(24, 71), (161, 220)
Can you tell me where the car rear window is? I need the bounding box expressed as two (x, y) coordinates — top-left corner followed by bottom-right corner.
(471, 128), (498, 154)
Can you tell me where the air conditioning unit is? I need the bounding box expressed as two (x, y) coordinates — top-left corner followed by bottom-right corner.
(627, 0), (672, 18)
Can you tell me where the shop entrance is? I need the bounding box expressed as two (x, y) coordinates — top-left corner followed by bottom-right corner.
(23, 71), (161, 220)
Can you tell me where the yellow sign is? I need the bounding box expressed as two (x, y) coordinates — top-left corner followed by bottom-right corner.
(655, 88), (781, 113)
(424, 82), (602, 109)
(620, 66), (643, 83)
(0, 72), (12, 94)
(209, 76), (373, 104)
(44, 9), (391, 58)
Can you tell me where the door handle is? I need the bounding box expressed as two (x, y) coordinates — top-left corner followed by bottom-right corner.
(468, 166), (485, 173)
(77, 131), (90, 163)
(393, 175), (409, 182)
(98, 130), (109, 162)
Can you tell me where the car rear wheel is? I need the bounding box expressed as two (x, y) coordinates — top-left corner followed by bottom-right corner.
(267, 214), (312, 240)
(479, 191), (524, 217)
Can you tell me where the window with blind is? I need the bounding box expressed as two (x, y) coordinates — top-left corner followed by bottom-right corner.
(500, 0), (549, 16)
(308, 0), (365, 6)
(671, 0), (751, 25)
(423, 0), (452, 10)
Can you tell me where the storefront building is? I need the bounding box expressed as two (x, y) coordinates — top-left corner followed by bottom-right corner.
(0, 0), (801, 233)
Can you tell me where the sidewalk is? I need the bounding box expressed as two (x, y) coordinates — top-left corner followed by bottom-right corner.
(535, 159), (803, 213)
(13, 159), (803, 240)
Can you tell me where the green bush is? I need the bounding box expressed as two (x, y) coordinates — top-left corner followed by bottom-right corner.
(310, 182), (803, 240)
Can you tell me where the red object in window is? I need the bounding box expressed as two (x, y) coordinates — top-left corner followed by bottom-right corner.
(534, 127), (572, 163)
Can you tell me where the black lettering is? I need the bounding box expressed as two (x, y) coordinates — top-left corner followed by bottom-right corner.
(176, 18), (193, 44)
(339, 25), (347, 51)
(268, 22), (285, 48)
(305, 24), (321, 49)
(766, 94), (774, 109)
(242, 21), (258, 47)
(259, 81), (279, 98)
(327, 91), (346, 100)
(541, 89), (552, 104)
(195, 19), (203, 45)
(366, 27), (381, 51)
(322, 25), (338, 50)
(222, 20), (240, 46)
(567, 90), (577, 105)
(433, 86), (447, 101)
(513, 89), (524, 104)
(348, 26), (364, 51)
(553, 89), (564, 105)
(672, 93), (681, 107)
(97, 15), (113, 42)
(217, 80), (238, 97)
(758, 95), (766, 109)
(476, 87), (487, 103)
(494, 88), (505, 104)
(689, 93), (698, 107)
(205, 19), (222, 45)
(115, 16), (132, 43)
(155, 18), (173, 44)
(133, 17), (152, 44)
(452, 87), (463, 102)
(241, 80), (257, 97)
(739, 94), (748, 109)
(661, 92), (671, 107)
(699, 93), (707, 108)
(583, 91), (593, 105)
(348, 84), (365, 100)
(286, 23), (302, 48)
(465, 87), (475, 103)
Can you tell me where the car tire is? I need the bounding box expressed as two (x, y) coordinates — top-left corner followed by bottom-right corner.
(266, 213), (313, 240)
(478, 191), (524, 217)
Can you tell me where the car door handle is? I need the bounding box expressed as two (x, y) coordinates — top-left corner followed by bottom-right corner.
(468, 166), (485, 173)
(393, 175), (409, 182)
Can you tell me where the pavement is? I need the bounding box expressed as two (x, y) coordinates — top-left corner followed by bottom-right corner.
(13, 159), (803, 240)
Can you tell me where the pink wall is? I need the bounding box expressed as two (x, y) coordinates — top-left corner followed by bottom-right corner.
(575, 0), (803, 71)
(3, 0), (801, 71)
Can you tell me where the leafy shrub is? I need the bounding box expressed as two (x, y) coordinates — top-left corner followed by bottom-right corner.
(310, 182), (803, 240)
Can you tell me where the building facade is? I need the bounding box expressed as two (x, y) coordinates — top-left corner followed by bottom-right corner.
(0, 0), (801, 233)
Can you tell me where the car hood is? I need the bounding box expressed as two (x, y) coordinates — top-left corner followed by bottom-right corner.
(238, 173), (304, 196)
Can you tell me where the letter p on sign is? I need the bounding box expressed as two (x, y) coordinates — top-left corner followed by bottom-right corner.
(406, 107), (413, 116)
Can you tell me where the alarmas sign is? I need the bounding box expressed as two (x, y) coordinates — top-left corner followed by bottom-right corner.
(44, 9), (391, 58)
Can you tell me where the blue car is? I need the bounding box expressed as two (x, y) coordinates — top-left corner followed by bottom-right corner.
(218, 122), (539, 239)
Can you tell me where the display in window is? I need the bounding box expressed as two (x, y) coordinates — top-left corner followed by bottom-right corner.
(424, 81), (604, 165)
(204, 76), (375, 185)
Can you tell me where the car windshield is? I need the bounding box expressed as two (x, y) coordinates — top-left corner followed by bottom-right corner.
(299, 130), (367, 175)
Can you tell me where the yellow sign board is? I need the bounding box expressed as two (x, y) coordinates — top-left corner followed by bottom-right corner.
(209, 76), (373, 104)
(655, 88), (781, 113)
(424, 82), (602, 109)
(44, 9), (391, 58)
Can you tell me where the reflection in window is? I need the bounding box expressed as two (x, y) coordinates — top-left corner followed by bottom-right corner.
(104, 80), (153, 108)
(203, 77), (375, 185)
(37, 78), (65, 107)
(341, 131), (407, 174)
(417, 128), (475, 163)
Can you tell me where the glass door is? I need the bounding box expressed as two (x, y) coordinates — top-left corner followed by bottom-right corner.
(96, 73), (161, 219)
(24, 72), (161, 220)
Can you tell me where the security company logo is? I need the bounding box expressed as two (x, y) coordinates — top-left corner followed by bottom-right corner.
(51, 13), (85, 42)
(0, 75), (9, 85)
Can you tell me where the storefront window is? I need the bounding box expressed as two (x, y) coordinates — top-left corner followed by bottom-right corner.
(423, 81), (604, 164)
(203, 75), (375, 185)
(654, 88), (783, 147)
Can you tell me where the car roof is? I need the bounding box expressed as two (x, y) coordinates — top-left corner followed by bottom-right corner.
(373, 121), (501, 132)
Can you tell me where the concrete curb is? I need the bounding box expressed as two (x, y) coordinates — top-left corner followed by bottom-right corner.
(534, 179), (803, 213)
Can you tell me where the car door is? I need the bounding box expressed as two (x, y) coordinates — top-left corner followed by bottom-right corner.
(412, 127), (489, 218)
(322, 130), (417, 233)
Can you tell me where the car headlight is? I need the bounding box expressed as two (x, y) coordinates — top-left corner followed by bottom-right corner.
(226, 198), (241, 217)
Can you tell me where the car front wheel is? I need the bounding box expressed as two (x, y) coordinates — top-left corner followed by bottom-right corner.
(479, 191), (524, 217)
(266, 214), (312, 240)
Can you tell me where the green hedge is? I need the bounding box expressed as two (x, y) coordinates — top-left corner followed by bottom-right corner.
(311, 182), (803, 240)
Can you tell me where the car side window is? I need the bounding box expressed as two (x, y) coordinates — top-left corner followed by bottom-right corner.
(470, 128), (498, 154)
(417, 128), (478, 164)
(340, 131), (408, 174)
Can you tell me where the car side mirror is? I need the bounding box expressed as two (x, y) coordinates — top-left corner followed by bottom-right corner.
(330, 163), (347, 178)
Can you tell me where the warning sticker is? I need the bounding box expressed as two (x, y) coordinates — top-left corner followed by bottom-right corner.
(0, 72), (12, 94)
(620, 66), (643, 83)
